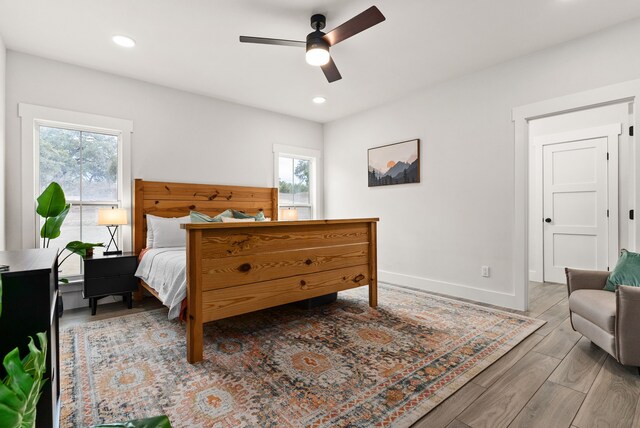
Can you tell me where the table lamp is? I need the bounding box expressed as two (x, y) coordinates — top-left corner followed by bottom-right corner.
(280, 208), (299, 221)
(98, 207), (127, 255)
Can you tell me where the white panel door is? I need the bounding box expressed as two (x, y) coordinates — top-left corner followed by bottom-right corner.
(543, 138), (608, 283)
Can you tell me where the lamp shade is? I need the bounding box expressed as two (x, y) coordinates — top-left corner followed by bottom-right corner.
(98, 208), (128, 225)
(280, 208), (299, 221)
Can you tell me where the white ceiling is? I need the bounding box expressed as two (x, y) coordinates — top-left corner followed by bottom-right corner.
(1, 0), (640, 123)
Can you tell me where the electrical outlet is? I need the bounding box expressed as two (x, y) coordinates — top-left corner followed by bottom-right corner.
(481, 266), (490, 277)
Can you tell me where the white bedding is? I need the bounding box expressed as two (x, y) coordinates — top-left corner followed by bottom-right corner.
(135, 247), (186, 319)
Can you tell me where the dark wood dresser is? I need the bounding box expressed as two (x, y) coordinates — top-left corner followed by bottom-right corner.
(0, 249), (59, 428)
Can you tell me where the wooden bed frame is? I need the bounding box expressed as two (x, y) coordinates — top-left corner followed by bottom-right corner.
(133, 179), (378, 363)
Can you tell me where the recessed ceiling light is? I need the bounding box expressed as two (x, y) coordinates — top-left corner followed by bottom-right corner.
(312, 96), (326, 104)
(112, 35), (136, 48)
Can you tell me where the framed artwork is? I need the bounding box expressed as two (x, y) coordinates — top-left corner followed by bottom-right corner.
(368, 139), (420, 187)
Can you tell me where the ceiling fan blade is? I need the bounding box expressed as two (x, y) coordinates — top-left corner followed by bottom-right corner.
(323, 6), (385, 46)
(321, 57), (342, 83)
(239, 36), (305, 48)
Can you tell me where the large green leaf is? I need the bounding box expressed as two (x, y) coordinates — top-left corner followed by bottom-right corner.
(40, 204), (70, 240)
(89, 415), (172, 428)
(0, 388), (22, 427)
(65, 241), (104, 257)
(0, 333), (48, 428)
(35, 182), (66, 218)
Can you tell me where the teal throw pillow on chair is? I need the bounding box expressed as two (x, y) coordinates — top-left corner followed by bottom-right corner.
(605, 249), (640, 291)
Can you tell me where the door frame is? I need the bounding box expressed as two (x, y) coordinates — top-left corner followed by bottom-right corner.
(531, 124), (621, 282)
(512, 79), (640, 311)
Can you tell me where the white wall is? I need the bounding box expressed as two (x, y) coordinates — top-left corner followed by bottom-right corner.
(0, 35), (5, 250)
(324, 19), (640, 309)
(5, 51), (323, 251)
(528, 103), (633, 281)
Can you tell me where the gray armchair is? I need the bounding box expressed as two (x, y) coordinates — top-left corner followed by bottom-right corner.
(565, 268), (640, 368)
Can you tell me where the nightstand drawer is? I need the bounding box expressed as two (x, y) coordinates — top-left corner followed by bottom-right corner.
(84, 256), (137, 279)
(83, 275), (138, 298)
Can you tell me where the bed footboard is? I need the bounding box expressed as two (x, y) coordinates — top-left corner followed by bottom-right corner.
(183, 218), (379, 363)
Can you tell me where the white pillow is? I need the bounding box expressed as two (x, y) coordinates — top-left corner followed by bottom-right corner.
(146, 214), (190, 248)
(146, 215), (156, 248)
(220, 217), (256, 223)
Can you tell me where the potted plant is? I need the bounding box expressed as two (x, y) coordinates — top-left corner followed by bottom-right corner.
(0, 277), (48, 428)
(36, 182), (104, 283)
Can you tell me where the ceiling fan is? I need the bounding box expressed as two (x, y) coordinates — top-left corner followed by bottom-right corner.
(239, 6), (385, 83)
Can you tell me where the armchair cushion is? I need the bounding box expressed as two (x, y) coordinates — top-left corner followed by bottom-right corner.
(571, 313), (616, 357)
(569, 289), (616, 333)
(605, 249), (640, 291)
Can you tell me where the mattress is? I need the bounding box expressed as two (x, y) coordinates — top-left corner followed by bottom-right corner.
(135, 247), (186, 319)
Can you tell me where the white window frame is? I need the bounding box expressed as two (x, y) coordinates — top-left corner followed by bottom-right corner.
(19, 104), (133, 258)
(273, 144), (320, 220)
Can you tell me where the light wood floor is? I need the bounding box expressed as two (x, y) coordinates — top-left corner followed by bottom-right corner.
(60, 282), (640, 428)
(413, 281), (640, 428)
(60, 296), (164, 329)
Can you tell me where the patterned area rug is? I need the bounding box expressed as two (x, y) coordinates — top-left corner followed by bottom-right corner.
(60, 285), (544, 427)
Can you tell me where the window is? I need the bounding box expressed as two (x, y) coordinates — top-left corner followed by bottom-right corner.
(273, 145), (320, 220)
(19, 103), (133, 281)
(278, 156), (313, 219)
(37, 126), (120, 277)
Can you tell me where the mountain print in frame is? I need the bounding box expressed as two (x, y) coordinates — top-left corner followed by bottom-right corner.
(368, 139), (420, 187)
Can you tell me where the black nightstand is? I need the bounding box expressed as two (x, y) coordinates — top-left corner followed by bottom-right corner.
(83, 252), (138, 315)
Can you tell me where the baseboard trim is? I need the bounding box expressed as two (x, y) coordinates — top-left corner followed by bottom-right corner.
(59, 286), (124, 310)
(379, 270), (521, 310)
(529, 269), (542, 283)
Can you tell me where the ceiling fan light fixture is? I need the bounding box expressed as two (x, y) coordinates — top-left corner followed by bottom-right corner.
(306, 32), (330, 66)
(306, 47), (330, 66)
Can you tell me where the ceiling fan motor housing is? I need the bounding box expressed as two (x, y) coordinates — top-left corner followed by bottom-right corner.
(306, 30), (329, 53)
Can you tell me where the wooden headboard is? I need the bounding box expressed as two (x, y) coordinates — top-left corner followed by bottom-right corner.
(133, 179), (279, 255)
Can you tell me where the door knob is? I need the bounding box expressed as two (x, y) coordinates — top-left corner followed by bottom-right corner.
(545, 218), (552, 223)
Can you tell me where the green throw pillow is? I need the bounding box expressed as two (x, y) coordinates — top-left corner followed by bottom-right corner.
(189, 209), (233, 223)
(231, 209), (266, 221)
(190, 209), (266, 223)
(605, 249), (640, 291)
